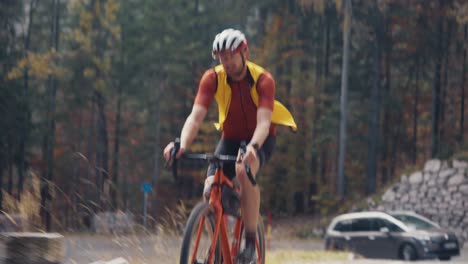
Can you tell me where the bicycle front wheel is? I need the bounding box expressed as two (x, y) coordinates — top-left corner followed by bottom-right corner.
(179, 202), (221, 264)
(256, 216), (266, 264)
(236, 215), (266, 264)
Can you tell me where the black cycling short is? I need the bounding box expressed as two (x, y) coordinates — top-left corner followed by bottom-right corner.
(206, 136), (276, 180)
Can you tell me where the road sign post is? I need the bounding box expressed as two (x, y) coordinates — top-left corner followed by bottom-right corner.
(141, 182), (152, 230)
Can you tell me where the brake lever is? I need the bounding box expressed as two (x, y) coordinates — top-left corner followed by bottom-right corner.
(240, 141), (257, 186)
(171, 138), (180, 180)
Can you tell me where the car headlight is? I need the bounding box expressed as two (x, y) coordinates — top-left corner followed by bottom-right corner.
(415, 234), (431, 240)
(415, 235), (431, 244)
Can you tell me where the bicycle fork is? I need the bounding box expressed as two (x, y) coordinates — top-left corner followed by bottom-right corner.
(204, 195), (242, 264)
(211, 212), (244, 264)
(230, 218), (244, 263)
(198, 185), (234, 264)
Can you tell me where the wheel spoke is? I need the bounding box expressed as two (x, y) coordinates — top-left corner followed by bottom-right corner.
(180, 203), (220, 264)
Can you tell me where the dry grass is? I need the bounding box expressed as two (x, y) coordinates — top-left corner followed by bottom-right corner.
(1, 171), (42, 231)
(266, 250), (352, 264)
(269, 215), (329, 240)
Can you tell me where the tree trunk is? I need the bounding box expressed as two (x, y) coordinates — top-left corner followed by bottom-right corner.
(366, 20), (382, 195)
(337, 0), (352, 198)
(380, 38), (393, 185)
(17, 0), (38, 201)
(324, 6), (331, 78)
(111, 84), (122, 209)
(71, 106), (83, 229)
(440, 20), (453, 155)
(314, 15), (323, 90)
(0, 167), (2, 212)
(7, 141), (13, 195)
(151, 78), (163, 217)
(95, 90), (109, 210)
(390, 70), (413, 178)
(412, 56), (420, 164)
(41, 0), (60, 231)
(318, 6), (332, 187)
(460, 24), (467, 143)
(311, 13), (322, 190)
(430, 0), (444, 158)
(390, 113), (403, 178)
(83, 93), (97, 217)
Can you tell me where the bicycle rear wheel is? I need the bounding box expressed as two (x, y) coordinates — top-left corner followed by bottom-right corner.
(179, 202), (221, 264)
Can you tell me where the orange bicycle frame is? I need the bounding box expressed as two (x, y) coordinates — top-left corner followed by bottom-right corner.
(189, 166), (262, 264)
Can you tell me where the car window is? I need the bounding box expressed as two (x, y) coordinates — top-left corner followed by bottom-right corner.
(390, 214), (437, 230)
(373, 218), (404, 232)
(369, 218), (384, 231)
(351, 218), (371, 232)
(334, 220), (352, 232)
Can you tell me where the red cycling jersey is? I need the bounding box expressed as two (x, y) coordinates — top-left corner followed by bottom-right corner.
(194, 68), (276, 140)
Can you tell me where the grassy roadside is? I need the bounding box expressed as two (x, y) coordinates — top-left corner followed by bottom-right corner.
(265, 250), (352, 264)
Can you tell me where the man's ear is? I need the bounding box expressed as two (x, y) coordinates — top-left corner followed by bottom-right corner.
(243, 47), (249, 60)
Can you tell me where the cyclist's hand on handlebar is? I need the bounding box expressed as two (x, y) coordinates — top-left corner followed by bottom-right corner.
(239, 144), (258, 168)
(238, 142), (258, 186)
(163, 141), (185, 166)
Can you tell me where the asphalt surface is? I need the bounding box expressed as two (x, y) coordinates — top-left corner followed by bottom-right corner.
(62, 234), (468, 264)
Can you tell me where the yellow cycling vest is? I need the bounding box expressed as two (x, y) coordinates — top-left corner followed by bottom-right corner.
(213, 61), (297, 132)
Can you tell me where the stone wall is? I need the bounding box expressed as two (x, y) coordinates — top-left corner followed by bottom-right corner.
(0, 233), (64, 264)
(375, 159), (468, 243)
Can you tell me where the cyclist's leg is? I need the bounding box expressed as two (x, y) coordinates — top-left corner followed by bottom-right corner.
(236, 136), (275, 262)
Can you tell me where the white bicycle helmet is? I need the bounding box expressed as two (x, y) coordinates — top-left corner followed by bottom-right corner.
(212, 28), (248, 59)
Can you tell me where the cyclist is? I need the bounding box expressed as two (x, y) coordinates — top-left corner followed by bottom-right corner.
(163, 28), (297, 264)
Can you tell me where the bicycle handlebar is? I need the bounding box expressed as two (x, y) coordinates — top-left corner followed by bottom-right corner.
(182, 153), (238, 162)
(167, 138), (256, 186)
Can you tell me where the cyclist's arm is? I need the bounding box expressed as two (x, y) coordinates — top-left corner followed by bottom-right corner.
(242, 107), (271, 172)
(179, 70), (216, 154)
(179, 104), (207, 153)
(249, 71), (275, 149)
(249, 108), (272, 149)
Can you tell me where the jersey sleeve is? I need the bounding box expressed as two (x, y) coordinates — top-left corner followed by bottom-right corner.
(257, 71), (275, 111)
(194, 69), (217, 108)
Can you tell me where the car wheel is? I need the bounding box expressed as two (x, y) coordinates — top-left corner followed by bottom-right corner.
(400, 243), (417, 261)
(438, 256), (451, 261)
(325, 241), (339, 251)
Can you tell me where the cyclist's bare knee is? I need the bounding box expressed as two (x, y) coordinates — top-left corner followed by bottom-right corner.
(235, 164), (248, 183)
(203, 175), (215, 200)
(235, 164), (257, 187)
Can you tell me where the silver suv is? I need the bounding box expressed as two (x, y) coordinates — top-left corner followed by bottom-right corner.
(324, 211), (460, 261)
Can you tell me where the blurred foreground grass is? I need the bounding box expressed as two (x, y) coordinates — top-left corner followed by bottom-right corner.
(265, 250), (351, 264)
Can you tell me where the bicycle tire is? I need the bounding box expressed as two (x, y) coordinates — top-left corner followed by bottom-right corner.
(257, 216), (266, 264)
(236, 215), (266, 264)
(179, 202), (221, 264)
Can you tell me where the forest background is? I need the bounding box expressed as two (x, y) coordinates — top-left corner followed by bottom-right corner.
(1, 0), (468, 232)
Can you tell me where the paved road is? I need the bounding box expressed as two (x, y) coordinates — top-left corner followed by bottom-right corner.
(63, 234), (468, 264)
(268, 239), (467, 264)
